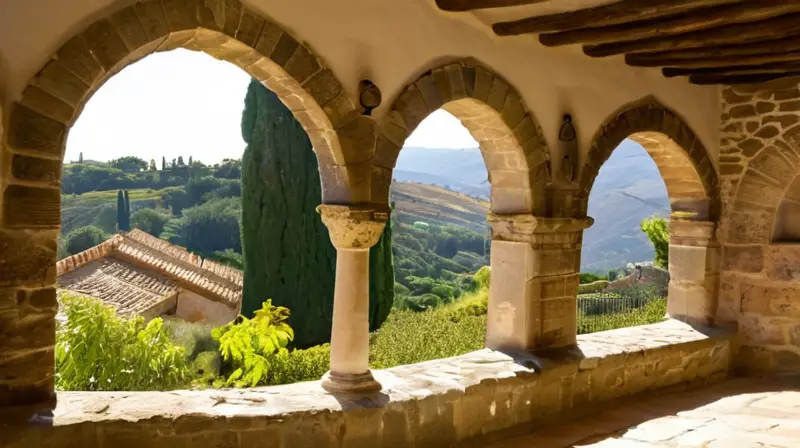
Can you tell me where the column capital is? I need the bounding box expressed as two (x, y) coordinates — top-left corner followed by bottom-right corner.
(670, 219), (716, 247)
(317, 204), (387, 250)
(488, 213), (594, 242)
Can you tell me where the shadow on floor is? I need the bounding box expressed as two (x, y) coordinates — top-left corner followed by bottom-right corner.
(487, 375), (800, 448)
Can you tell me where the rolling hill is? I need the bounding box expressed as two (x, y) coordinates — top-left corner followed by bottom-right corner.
(393, 143), (669, 272)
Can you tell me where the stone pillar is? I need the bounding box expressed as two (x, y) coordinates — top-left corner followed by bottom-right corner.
(317, 204), (387, 394)
(668, 219), (719, 326)
(486, 213), (593, 352)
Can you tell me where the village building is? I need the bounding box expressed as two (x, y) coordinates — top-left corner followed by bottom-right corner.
(56, 229), (242, 326)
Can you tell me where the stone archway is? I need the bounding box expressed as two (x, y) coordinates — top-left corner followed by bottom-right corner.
(0, 0), (362, 409)
(371, 59), (551, 214)
(581, 99), (720, 326)
(580, 99), (718, 221)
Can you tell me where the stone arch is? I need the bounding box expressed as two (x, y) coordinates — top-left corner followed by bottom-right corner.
(371, 59), (551, 214)
(752, 125), (800, 243)
(580, 99), (718, 221)
(4, 0), (364, 209)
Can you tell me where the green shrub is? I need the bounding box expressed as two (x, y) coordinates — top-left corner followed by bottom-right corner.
(64, 225), (106, 255)
(578, 298), (667, 334)
(191, 351), (222, 384)
(268, 344), (331, 385)
(55, 294), (189, 391)
(211, 300), (294, 387)
(369, 308), (486, 369)
(579, 272), (607, 284)
(473, 266), (491, 289)
(578, 280), (609, 294)
(641, 216), (669, 269)
(163, 318), (218, 359)
(445, 287), (488, 322)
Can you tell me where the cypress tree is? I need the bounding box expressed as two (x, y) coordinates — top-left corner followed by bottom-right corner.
(240, 79), (393, 348)
(162, 156), (167, 170)
(116, 190), (126, 232)
(124, 190), (131, 231)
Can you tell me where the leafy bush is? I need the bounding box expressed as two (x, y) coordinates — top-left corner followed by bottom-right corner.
(64, 225), (106, 255)
(211, 300), (294, 387)
(473, 266), (491, 289)
(579, 272), (608, 284)
(578, 298), (667, 334)
(578, 280), (609, 294)
(163, 318), (218, 359)
(641, 216), (669, 269)
(55, 294), (189, 391)
(445, 287), (488, 322)
(267, 344), (331, 385)
(369, 308), (486, 369)
(131, 208), (171, 236)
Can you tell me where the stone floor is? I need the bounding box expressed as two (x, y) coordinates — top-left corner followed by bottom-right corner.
(491, 376), (800, 448)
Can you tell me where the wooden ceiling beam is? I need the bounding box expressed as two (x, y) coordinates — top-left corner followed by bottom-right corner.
(635, 50), (800, 71)
(492, 0), (743, 36)
(664, 61), (800, 78)
(689, 71), (800, 85)
(626, 35), (800, 68)
(435, 0), (551, 12)
(584, 13), (800, 58)
(539, 1), (800, 47)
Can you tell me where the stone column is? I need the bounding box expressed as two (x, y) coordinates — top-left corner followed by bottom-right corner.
(317, 204), (387, 394)
(668, 219), (719, 326)
(486, 213), (593, 352)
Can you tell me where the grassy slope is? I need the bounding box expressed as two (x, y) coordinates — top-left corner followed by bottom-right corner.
(391, 182), (489, 232)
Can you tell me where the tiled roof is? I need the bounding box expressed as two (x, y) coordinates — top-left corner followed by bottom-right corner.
(57, 259), (178, 316)
(57, 229), (243, 306)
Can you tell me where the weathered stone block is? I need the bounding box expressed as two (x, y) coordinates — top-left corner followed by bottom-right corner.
(3, 185), (61, 229)
(134, 0), (171, 41)
(722, 245), (763, 273)
(0, 230), (57, 286)
(283, 45), (320, 85)
(35, 59), (90, 108)
(765, 244), (800, 282)
(7, 103), (67, 156)
(303, 69), (343, 109)
(394, 85), (429, 132)
(109, 6), (149, 52)
(82, 18), (130, 71)
(486, 77), (509, 113)
(11, 155), (62, 185)
(20, 86), (74, 124)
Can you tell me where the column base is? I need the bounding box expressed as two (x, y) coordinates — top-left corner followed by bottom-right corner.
(321, 370), (382, 395)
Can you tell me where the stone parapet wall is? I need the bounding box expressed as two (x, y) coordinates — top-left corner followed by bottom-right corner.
(718, 78), (800, 373)
(1, 320), (732, 448)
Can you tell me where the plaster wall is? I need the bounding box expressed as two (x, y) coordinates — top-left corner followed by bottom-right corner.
(0, 0), (720, 165)
(175, 290), (238, 326)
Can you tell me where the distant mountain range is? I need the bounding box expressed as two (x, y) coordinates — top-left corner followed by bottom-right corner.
(392, 143), (669, 272)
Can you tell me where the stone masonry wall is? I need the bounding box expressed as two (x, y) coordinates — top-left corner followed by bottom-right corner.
(2, 320), (732, 448)
(718, 78), (800, 373)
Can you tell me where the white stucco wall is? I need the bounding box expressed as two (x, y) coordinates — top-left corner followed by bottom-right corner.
(175, 290), (238, 326)
(0, 0), (721, 166)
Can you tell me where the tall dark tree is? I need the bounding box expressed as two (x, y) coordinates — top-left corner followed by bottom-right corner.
(116, 190), (130, 231)
(162, 156), (167, 170)
(240, 79), (393, 348)
(124, 190), (131, 229)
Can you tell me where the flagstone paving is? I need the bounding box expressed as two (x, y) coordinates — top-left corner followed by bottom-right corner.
(491, 376), (800, 448)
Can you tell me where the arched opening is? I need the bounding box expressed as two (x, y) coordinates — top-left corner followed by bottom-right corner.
(374, 59), (562, 354)
(2, 0), (360, 405)
(581, 100), (719, 327)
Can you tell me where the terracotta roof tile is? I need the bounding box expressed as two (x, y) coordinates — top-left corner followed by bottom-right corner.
(56, 229), (242, 307)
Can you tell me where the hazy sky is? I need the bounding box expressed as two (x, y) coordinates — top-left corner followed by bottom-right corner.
(65, 49), (477, 165)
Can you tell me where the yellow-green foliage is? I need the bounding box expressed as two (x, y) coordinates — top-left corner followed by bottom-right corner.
(268, 344), (331, 385)
(55, 294), (189, 391)
(211, 300), (294, 387)
(578, 280), (609, 294)
(369, 308), (486, 369)
(578, 298), (667, 334)
(444, 286), (488, 322)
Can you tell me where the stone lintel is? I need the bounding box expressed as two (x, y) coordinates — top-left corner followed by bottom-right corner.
(488, 213), (594, 243)
(670, 219), (716, 247)
(317, 204), (387, 250)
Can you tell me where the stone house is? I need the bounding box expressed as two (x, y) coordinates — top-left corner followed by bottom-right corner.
(56, 229), (242, 326)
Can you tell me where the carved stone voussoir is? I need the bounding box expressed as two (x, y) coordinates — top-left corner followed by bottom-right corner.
(317, 204), (388, 250)
(488, 213), (594, 242)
